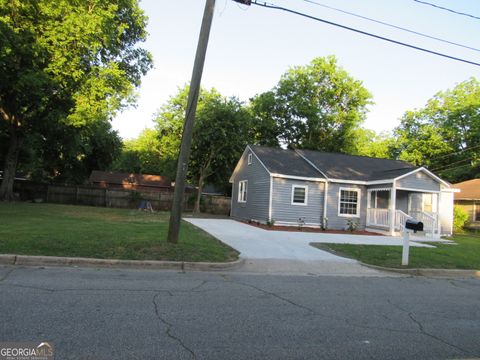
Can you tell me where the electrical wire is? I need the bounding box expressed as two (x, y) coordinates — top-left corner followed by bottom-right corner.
(434, 162), (476, 174)
(251, 1), (480, 67)
(431, 157), (476, 172)
(300, 0), (480, 53)
(428, 144), (480, 162)
(413, 0), (480, 21)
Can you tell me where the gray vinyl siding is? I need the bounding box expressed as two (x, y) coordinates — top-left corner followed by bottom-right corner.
(271, 178), (325, 225)
(396, 190), (409, 213)
(326, 183), (367, 230)
(230, 149), (270, 222)
(396, 171), (440, 191)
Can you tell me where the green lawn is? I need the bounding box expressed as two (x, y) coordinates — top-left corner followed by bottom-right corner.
(312, 233), (480, 269)
(0, 202), (238, 262)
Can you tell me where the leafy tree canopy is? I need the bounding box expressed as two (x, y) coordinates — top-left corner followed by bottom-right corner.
(392, 77), (480, 182)
(150, 85), (253, 205)
(351, 128), (394, 159)
(250, 56), (373, 152)
(113, 128), (170, 176)
(0, 0), (152, 196)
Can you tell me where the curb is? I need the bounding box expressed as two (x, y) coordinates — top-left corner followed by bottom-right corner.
(361, 262), (480, 278)
(0, 254), (245, 271)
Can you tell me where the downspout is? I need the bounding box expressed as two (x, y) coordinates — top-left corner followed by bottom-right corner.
(323, 181), (329, 229)
(268, 174), (273, 221)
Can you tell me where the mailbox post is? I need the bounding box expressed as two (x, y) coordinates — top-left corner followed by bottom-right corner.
(402, 219), (424, 266)
(402, 229), (410, 266)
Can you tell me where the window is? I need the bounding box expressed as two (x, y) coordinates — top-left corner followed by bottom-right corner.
(247, 153), (252, 165)
(291, 185), (308, 205)
(238, 180), (247, 203)
(339, 188), (360, 217)
(422, 193), (438, 213)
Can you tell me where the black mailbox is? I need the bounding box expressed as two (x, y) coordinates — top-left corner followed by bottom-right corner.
(405, 219), (423, 233)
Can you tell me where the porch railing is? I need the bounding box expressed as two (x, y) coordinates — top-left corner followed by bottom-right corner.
(395, 210), (412, 231)
(409, 211), (438, 236)
(367, 208), (438, 237)
(366, 208), (390, 228)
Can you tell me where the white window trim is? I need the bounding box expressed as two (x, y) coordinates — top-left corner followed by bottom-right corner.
(291, 185), (308, 206)
(238, 180), (248, 203)
(338, 187), (361, 218)
(247, 153), (252, 165)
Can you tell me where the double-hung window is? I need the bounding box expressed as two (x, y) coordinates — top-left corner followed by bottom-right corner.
(291, 185), (308, 205)
(339, 188), (360, 217)
(238, 180), (248, 203)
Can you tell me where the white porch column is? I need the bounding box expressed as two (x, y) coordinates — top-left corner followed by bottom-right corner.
(389, 183), (396, 235)
(436, 191), (441, 237)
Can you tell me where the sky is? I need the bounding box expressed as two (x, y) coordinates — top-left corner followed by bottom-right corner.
(112, 0), (480, 140)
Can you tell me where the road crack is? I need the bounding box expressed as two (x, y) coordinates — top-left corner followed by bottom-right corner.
(0, 268), (16, 282)
(387, 299), (471, 356)
(152, 293), (196, 359)
(229, 279), (316, 315)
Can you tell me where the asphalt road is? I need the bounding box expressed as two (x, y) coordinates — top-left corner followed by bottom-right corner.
(0, 266), (479, 360)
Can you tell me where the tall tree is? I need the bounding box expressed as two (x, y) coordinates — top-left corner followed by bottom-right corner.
(250, 56), (372, 152)
(392, 78), (480, 182)
(153, 85), (253, 213)
(351, 128), (394, 159)
(113, 128), (173, 177)
(190, 96), (252, 213)
(0, 0), (152, 199)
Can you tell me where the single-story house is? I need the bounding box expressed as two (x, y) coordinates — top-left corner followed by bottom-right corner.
(453, 179), (480, 228)
(230, 145), (456, 237)
(89, 171), (171, 192)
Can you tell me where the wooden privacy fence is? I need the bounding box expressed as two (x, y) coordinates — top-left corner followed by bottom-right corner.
(13, 181), (231, 215)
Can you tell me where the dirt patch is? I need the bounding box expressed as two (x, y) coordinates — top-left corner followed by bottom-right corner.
(243, 221), (382, 236)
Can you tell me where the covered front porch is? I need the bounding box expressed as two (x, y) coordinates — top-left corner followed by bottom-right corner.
(366, 187), (440, 237)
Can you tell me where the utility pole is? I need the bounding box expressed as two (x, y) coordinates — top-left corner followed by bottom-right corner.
(167, 0), (216, 243)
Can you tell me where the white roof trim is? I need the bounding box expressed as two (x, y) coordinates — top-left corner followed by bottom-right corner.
(272, 174), (326, 182)
(396, 186), (440, 194)
(229, 145), (271, 183)
(272, 175), (396, 185)
(442, 188), (461, 193)
(293, 149), (330, 180)
(394, 167), (450, 187)
(329, 178), (395, 185)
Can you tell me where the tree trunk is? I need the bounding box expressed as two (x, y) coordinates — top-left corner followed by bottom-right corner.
(0, 126), (22, 201)
(193, 170), (205, 215)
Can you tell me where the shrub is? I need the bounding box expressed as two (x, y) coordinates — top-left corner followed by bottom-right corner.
(346, 219), (359, 232)
(453, 205), (469, 233)
(266, 218), (275, 227)
(298, 217), (305, 230)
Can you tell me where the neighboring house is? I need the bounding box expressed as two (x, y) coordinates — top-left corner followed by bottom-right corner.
(89, 171), (171, 192)
(230, 145), (456, 237)
(454, 179), (480, 228)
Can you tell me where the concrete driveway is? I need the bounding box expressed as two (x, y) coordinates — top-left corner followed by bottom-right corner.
(184, 219), (414, 276)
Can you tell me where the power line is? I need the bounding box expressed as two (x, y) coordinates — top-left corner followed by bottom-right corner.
(413, 0), (480, 21)
(251, 1), (480, 67)
(431, 157), (476, 172)
(428, 144), (480, 162)
(434, 162), (477, 174)
(300, 0), (480, 53)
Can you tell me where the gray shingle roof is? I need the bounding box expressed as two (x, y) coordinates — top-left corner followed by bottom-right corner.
(250, 146), (324, 178)
(250, 146), (417, 182)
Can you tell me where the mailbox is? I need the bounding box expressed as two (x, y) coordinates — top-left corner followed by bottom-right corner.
(405, 219), (423, 233)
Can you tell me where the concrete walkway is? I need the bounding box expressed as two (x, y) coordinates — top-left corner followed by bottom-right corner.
(185, 219), (411, 276)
